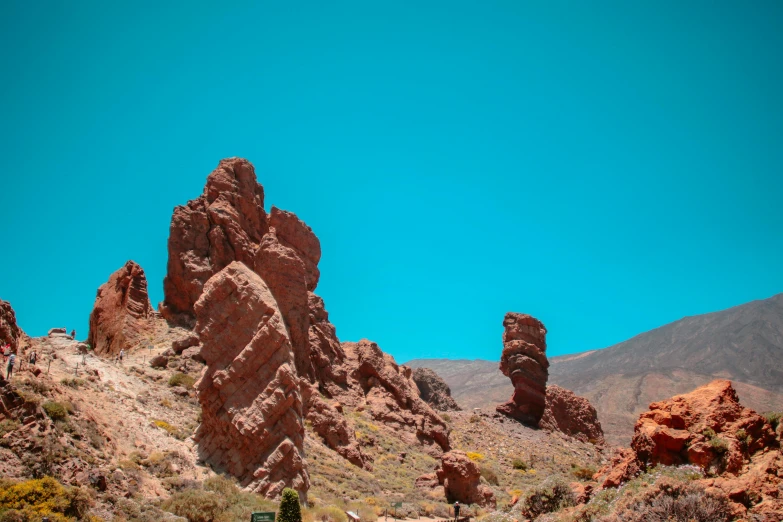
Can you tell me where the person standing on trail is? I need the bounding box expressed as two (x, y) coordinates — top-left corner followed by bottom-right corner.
(119, 349), (124, 362)
(6, 352), (16, 380)
(453, 501), (460, 521)
(70, 329), (76, 339)
(29, 351), (37, 365)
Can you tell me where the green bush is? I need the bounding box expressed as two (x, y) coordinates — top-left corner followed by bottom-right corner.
(161, 488), (227, 522)
(518, 476), (575, 518)
(708, 436), (729, 454)
(763, 411), (782, 430)
(512, 458), (529, 471)
(42, 401), (69, 421)
(168, 373), (196, 389)
(308, 505), (347, 522)
(279, 488), (302, 522)
(571, 464), (596, 481)
(0, 419), (20, 438)
(0, 476), (92, 522)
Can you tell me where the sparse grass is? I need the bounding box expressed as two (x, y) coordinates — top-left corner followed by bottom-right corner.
(152, 419), (187, 440)
(571, 464), (596, 481)
(168, 373), (196, 389)
(512, 458), (529, 471)
(479, 465), (499, 486)
(162, 474), (277, 522)
(60, 377), (86, 389)
(160, 398), (173, 408)
(0, 419), (20, 438)
(708, 436), (729, 454)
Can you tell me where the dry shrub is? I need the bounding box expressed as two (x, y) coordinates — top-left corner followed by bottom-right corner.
(517, 476), (575, 518)
(601, 477), (731, 522)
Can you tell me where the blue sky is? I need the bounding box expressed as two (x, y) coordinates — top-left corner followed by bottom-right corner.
(1, 1), (781, 362)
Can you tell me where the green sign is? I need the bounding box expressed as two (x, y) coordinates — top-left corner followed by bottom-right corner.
(251, 513), (275, 522)
(392, 503), (402, 509)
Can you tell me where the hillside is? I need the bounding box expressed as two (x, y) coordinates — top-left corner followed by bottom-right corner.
(408, 293), (783, 445)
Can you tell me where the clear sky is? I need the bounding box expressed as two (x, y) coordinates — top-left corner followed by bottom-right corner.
(1, 1), (782, 362)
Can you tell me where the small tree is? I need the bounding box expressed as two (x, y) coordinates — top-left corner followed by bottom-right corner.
(278, 488), (302, 522)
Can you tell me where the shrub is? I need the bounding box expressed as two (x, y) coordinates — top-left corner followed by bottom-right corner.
(151, 419), (186, 440)
(702, 427), (717, 439)
(60, 378), (85, 389)
(309, 505), (347, 522)
(511, 458), (529, 471)
(0, 476), (92, 522)
(709, 436), (729, 454)
(518, 476), (575, 518)
(0, 419), (20, 438)
(469, 415), (481, 423)
(571, 464), (596, 481)
(441, 413), (452, 422)
(161, 488), (228, 522)
(279, 488), (302, 522)
(168, 373), (195, 388)
(735, 428), (750, 449)
(42, 401), (69, 421)
(763, 411), (782, 430)
(466, 452), (484, 462)
(617, 478), (731, 522)
(480, 465), (499, 486)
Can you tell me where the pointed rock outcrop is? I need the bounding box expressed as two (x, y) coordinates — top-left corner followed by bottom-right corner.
(412, 367), (461, 411)
(0, 299), (23, 352)
(496, 312), (549, 425)
(87, 261), (156, 356)
(193, 261), (309, 499)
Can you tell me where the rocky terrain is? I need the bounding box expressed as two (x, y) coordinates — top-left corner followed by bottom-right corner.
(408, 293), (783, 446)
(2, 157), (781, 521)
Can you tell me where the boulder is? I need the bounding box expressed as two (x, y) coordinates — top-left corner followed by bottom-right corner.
(149, 355), (168, 369)
(87, 261), (156, 357)
(539, 385), (604, 444)
(418, 450), (496, 508)
(496, 313), (549, 425)
(0, 301), (22, 352)
(48, 327), (67, 336)
(412, 367), (461, 411)
(193, 262), (309, 500)
(181, 346), (204, 363)
(171, 334), (199, 354)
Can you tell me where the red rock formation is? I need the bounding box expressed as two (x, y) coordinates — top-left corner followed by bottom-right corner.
(417, 451), (496, 508)
(161, 158), (267, 328)
(0, 300), (22, 352)
(343, 340), (450, 454)
(87, 261), (156, 356)
(496, 313), (549, 425)
(539, 384), (604, 444)
(412, 367), (461, 412)
(164, 158), (450, 480)
(193, 262), (309, 499)
(595, 380), (782, 518)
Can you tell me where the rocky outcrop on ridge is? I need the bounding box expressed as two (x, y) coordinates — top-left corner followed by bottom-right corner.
(496, 313), (549, 425)
(87, 261), (157, 356)
(344, 340), (450, 454)
(416, 450), (496, 508)
(412, 367), (461, 411)
(193, 262), (309, 499)
(540, 384), (604, 444)
(595, 380), (782, 519)
(0, 299), (22, 352)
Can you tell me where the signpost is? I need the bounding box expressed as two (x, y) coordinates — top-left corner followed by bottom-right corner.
(251, 512), (275, 522)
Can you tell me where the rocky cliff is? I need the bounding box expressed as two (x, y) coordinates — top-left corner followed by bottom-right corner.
(87, 261), (157, 356)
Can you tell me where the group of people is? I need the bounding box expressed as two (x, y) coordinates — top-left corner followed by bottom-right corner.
(2, 343), (39, 381)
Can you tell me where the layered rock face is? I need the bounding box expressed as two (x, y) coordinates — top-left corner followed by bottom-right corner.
(416, 451), (496, 508)
(496, 313), (549, 425)
(193, 262), (309, 499)
(540, 385), (604, 444)
(412, 367), (461, 411)
(87, 261), (156, 356)
(0, 299), (22, 352)
(595, 380), (782, 518)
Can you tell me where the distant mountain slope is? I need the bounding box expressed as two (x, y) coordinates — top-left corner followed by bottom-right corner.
(408, 293), (783, 446)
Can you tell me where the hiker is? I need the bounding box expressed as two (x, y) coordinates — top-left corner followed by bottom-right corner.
(70, 329), (76, 339)
(6, 351), (16, 380)
(29, 350), (37, 365)
(119, 349), (124, 362)
(454, 501), (460, 521)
